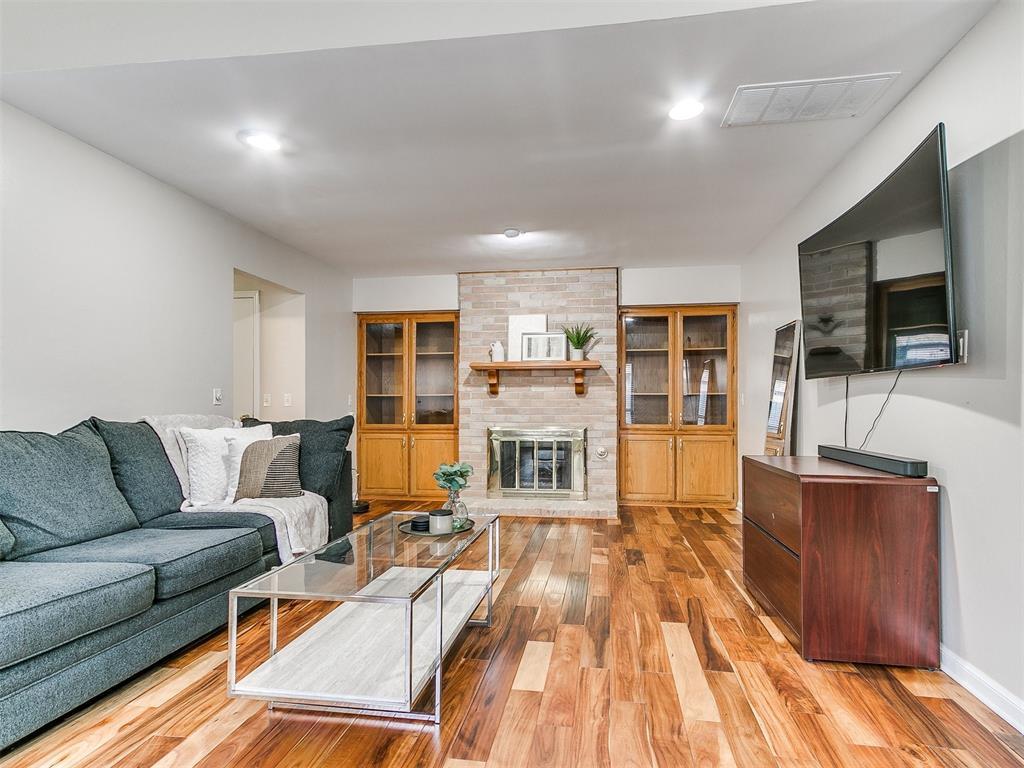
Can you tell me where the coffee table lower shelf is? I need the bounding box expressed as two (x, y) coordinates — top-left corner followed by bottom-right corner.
(229, 567), (491, 721)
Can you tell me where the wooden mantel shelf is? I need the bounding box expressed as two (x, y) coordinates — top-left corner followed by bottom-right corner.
(469, 360), (602, 396)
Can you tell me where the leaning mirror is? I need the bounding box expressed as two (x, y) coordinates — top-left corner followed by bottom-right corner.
(764, 320), (800, 456)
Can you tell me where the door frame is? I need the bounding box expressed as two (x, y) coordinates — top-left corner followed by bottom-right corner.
(233, 290), (261, 420)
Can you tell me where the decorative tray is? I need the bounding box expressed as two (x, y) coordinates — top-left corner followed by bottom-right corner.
(397, 518), (476, 537)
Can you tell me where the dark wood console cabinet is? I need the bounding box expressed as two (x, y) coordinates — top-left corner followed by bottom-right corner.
(742, 455), (939, 668)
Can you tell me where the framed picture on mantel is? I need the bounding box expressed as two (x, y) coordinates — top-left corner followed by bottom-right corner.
(764, 320), (800, 456)
(522, 332), (567, 361)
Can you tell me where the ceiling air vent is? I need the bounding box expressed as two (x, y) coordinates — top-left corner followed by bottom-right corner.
(722, 72), (899, 127)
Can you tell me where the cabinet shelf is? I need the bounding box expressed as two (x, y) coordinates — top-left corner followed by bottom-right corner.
(469, 360), (601, 396)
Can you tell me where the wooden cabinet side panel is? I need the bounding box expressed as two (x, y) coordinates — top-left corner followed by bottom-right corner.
(800, 481), (940, 667)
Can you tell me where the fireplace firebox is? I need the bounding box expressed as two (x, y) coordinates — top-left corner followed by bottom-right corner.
(486, 427), (586, 500)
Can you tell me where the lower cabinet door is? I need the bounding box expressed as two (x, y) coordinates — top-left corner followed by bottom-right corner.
(410, 433), (458, 497)
(678, 435), (736, 504)
(619, 433), (676, 501)
(359, 433), (408, 496)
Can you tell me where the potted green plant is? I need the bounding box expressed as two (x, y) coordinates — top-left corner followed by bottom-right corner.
(563, 323), (597, 361)
(433, 461), (473, 530)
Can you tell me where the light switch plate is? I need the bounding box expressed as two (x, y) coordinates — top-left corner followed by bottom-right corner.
(283, 393), (293, 407)
(263, 394), (272, 407)
(212, 388), (223, 406)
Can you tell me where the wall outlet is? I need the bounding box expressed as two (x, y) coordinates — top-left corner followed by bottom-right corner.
(283, 393), (293, 407)
(212, 388), (223, 406)
(263, 393), (272, 407)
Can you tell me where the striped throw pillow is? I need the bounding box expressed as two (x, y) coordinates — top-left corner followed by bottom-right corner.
(233, 435), (303, 500)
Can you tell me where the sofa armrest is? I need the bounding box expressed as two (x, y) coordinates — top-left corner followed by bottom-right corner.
(328, 451), (354, 539)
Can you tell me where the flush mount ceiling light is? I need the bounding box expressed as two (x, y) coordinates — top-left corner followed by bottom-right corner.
(236, 129), (283, 152)
(668, 99), (704, 121)
(503, 228), (522, 239)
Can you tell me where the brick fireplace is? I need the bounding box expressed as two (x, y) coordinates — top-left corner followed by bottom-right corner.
(457, 268), (618, 517)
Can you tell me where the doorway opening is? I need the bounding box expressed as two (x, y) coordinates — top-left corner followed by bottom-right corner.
(232, 270), (306, 421)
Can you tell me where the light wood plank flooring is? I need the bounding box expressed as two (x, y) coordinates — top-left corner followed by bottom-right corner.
(2, 502), (1022, 768)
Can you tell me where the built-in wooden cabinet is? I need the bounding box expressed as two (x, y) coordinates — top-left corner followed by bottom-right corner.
(357, 312), (458, 499)
(618, 305), (738, 506)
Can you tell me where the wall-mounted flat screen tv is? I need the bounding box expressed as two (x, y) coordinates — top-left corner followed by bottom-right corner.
(797, 123), (958, 379)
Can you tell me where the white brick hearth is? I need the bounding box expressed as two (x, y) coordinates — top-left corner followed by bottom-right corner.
(458, 268), (618, 517)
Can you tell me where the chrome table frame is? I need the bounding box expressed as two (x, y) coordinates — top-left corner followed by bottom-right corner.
(226, 514), (500, 724)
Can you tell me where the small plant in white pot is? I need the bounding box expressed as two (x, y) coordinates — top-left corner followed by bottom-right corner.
(563, 323), (597, 361)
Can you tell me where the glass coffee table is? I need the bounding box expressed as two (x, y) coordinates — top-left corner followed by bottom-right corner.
(226, 511), (500, 723)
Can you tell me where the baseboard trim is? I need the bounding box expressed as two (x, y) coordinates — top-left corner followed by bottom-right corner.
(941, 643), (1024, 734)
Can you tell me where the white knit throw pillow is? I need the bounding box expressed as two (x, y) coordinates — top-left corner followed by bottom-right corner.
(179, 425), (272, 506)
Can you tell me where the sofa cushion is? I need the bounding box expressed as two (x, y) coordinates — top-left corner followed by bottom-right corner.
(143, 510), (277, 555)
(90, 419), (185, 523)
(0, 519), (13, 560)
(0, 561), (154, 669)
(21, 527), (262, 600)
(0, 422), (140, 559)
(242, 416), (353, 500)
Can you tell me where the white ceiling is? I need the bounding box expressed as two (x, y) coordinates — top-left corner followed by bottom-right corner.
(0, 1), (801, 73)
(1, 1), (993, 276)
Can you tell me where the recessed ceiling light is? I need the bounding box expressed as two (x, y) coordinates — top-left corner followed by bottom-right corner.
(503, 228), (521, 239)
(237, 129), (283, 152)
(669, 99), (704, 121)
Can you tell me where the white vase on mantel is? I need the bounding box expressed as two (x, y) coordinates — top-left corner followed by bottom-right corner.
(569, 347), (586, 362)
(489, 341), (505, 362)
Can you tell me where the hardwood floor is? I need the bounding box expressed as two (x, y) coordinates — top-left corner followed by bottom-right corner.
(3, 501), (1022, 768)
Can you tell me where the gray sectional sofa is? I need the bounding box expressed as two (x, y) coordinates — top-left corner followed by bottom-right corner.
(0, 415), (353, 750)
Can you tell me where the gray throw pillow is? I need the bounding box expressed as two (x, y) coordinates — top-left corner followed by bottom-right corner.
(234, 435), (303, 501)
(91, 418), (185, 522)
(241, 416), (352, 500)
(0, 421), (140, 558)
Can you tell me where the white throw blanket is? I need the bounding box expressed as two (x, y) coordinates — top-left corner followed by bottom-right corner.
(144, 414), (329, 564)
(201, 493), (329, 564)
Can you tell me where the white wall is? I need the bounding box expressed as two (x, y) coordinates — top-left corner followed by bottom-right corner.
(737, 0), (1024, 727)
(352, 274), (459, 312)
(353, 267), (743, 312)
(234, 271), (307, 421)
(620, 265), (741, 305)
(1, 103), (356, 431)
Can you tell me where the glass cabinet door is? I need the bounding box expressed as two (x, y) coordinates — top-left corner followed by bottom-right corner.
(412, 320), (456, 426)
(363, 321), (405, 425)
(679, 312), (730, 427)
(622, 313), (672, 426)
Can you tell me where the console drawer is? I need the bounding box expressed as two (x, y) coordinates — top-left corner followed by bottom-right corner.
(743, 462), (801, 554)
(743, 520), (801, 642)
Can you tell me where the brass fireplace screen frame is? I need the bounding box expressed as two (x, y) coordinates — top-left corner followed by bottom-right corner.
(486, 427), (587, 500)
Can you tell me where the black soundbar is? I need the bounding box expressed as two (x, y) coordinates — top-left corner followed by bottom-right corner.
(817, 444), (929, 477)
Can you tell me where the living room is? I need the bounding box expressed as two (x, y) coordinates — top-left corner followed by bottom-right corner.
(1, 1), (1022, 766)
